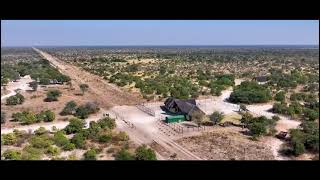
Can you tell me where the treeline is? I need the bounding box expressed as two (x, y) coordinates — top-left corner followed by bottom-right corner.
(1, 59), (70, 86)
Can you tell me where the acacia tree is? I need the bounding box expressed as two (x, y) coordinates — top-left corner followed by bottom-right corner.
(209, 111), (224, 125)
(29, 81), (38, 91)
(79, 84), (89, 95)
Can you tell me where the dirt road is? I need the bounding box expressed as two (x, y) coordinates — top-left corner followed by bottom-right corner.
(1, 75), (33, 101)
(18, 48), (198, 160)
(33, 48), (143, 108)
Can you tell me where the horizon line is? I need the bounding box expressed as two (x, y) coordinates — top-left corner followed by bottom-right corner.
(2, 44), (319, 48)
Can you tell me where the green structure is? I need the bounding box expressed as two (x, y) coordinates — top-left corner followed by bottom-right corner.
(165, 115), (186, 123)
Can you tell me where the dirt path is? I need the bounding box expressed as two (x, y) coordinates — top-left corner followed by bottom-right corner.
(33, 48), (143, 108)
(1, 75), (33, 101)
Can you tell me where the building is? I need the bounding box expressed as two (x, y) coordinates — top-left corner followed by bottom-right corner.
(164, 97), (205, 121)
(253, 76), (269, 84)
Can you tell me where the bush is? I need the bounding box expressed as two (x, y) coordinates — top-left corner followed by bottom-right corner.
(37, 110), (55, 122)
(98, 117), (116, 130)
(12, 111), (37, 125)
(34, 127), (49, 135)
(98, 133), (112, 143)
(45, 90), (61, 102)
(60, 101), (77, 115)
(64, 118), (86, 134)
(29, 81), (38, 91)
(247, 121), (267, 137)
(290, 129), (306, 156)
(1, 111), (6, 124)
(53, 131), (69, 147)
(29, 134), (53, 149)
(272, 115), (281, 121)
(21, 145), (42, 160)
(63, 143), (76, 151)
(275, 91), (286, 102)
(79, 84), (89, 95)
(229, 81), (272, 104)
(46, 146), (60, 156)
(6, 93), (25, 105)
(83, 149), (97, 160)
(115, 148), (135, 160)
(135, 144), (157, 160)
(1, 133), (17, 145)
(84, 102), (100, 114)
(71, 133), (86, 149)
(2, 149), (22, 160)
(75, 105), (90, 119)
(303, 108), (319, 121)
(209, 111), (224, 124)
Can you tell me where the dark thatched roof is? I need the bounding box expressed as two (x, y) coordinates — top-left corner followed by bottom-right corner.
(164, 97), (201, 115)
(254, 76), (268, 82)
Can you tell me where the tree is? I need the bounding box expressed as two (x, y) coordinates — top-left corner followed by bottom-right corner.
(247, 121), (267, 137)
(83, 149), (97, 160)
(45, 90), (61, 102)
(272, 115), (280, 121)
(53, 131), (70, 147)
(64, 118), (86, 134)
(29, 81), (38, 91)
(135, 144), (157, 160)
(191, 110), (205, 127)
(1, 133), (17, 145)
(115, 148), (135, 160)
(79, 84), (89, 95)
(97, 117), (116, 130)
(34, 127), (48, 135)
(6, 94), (25, 105)
(60, 101), (77, 115)
(303, 108), (319, 121)
(71, 133), (86, 149)
(290, 129), (306, 156)
(2, 149), (22, 160)
(75, 105), (90, 119)
(13, 72), (20, 82)
(209, 111), (224, 124)
(1, 111), (6, 124)
(239, 104), (247, 112)
(275, 91), (286, 102)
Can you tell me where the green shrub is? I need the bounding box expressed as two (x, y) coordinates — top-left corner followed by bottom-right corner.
(6, 93), (25, 105)
(115, 148), (135, 160)
(71, 133), (86, 148)
(2, 149), (22, 160)
(29, 134), (53, 149)
(64, 118), (86, 134)
(60, 101), (77, 115)
(229, 81), (272, 104)
(98, 117), (116, 130)
(135, 144), (157, 160)
(53, 131), (69, 147)
(1, 111), (6, 124)
(21, 145), (42, 160)
(1, 133), (17, 145)
(83, 149), (97, 160)
(275, 91), (286, 102)
(63, 143), (76, 151)
(45, 90), (61, 102)
(209, 111), (224, 124)
(34, 127), (49, 135)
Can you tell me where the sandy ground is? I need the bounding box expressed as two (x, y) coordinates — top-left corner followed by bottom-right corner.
(1, 75), (33, 101)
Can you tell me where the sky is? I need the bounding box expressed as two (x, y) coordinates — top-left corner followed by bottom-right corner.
(1, 20), (319, 46)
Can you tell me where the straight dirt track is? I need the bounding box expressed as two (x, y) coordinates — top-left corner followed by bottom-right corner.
(33, 48), (143, 109)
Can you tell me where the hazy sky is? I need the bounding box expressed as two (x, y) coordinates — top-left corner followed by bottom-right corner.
(1, 20), (319, 46)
